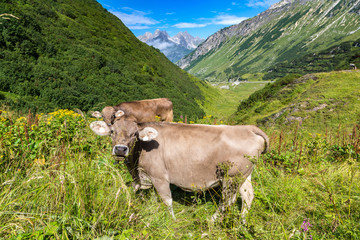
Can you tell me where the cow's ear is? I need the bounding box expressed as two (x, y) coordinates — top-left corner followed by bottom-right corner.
(90, 121), (111, 136)
(91, 111), (102, 118)
(114, 110), (125, 118)
(138, 127), (158, 142)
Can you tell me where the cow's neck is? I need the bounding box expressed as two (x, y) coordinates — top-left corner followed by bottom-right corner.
(123, 138), (142, 183)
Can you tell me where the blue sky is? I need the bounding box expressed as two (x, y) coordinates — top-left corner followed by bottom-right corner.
(96, 0), (280, 39)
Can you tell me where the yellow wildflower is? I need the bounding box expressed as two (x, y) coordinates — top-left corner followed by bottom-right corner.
(16, 116), (27, 123)
(49, 109), (81, 119)
(34, 158), (46, 166)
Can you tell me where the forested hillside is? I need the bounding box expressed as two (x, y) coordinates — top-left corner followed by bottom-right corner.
(0, 0), (207, 119)
(264, 38), (360, 79)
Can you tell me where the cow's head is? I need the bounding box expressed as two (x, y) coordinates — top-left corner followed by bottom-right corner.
(92, 106), (124, 126)
(90, 111), (158, 159)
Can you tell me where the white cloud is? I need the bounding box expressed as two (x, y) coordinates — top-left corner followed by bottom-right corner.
(110, 8), (159, 29)
(212, 15), (247, 25)
(246, 0), (279, 8)
(150, 40), (175, 50)
(129, 25), (151, 30)
(173, 22), (208, 28)
(173, 14), (247, 29)
(112, 6), (248, 32)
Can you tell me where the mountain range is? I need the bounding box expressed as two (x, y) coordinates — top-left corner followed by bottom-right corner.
(178, 0), (360, 81)
(138, 30), (204, 62)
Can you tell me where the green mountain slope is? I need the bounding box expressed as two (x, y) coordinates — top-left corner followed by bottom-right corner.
(180, 0), (360, 81)
(264, 38), (360, 79)
(0, 0), (207, 119)
(233, 70), (360, 131)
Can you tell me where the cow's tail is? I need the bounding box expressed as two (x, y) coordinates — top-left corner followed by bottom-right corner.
(252, 126), (269, 153)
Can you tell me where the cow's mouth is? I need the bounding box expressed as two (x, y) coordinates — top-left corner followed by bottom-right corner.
(113, 156), (125, 164)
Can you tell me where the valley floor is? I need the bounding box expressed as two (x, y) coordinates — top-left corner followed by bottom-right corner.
(201, 81), (272, 121)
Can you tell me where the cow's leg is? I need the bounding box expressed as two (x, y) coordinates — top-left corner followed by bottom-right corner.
(239, 174), (254, 224)
(211, 174), (253, 223)
(152, 178), (175, 219)
(211, 177), (239, 222)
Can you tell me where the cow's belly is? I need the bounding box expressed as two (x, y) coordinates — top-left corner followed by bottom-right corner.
(166, 156), (253, 191)
(176, 179), (221, 192)
(169, 166), (222, 191)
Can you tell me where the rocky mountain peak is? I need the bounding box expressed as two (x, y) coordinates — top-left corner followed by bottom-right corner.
(153, 29), (171, 41)
(138, 32), (153, 42)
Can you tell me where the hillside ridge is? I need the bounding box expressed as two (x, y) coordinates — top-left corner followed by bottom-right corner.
(178, 0), (360, 81)
(233, 70), (360, 131)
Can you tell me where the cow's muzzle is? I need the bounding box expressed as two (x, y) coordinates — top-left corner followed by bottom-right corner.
(113, 145), (129, 157)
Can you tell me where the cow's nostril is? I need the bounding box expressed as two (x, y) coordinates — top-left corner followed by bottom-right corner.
(113, 145), (129, 156)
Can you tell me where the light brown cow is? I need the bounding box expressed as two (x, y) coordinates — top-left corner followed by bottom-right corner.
(92, 98), (173, 125)
(90, 114), (268, 222)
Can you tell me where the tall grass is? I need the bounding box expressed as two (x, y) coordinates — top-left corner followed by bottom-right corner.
(0, 109), (359, 239)
(251, 124), (360, 239)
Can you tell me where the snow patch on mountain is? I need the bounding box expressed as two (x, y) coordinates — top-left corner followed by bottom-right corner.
(138, 30), (204, 62)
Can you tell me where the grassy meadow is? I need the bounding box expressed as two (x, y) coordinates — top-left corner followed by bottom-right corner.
(0, 95), (359, 239)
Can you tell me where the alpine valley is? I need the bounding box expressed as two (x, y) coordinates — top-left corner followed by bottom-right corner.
(178, 0), (360, 81)
(138, 30), (204, 63)
(1, 0), (360, 239)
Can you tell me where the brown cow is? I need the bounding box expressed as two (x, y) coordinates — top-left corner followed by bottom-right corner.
(92, 98), (173, 125)
(90, 114), (268, 222)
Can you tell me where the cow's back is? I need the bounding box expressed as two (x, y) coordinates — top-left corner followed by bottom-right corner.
(137, 123), (267, 191)
(116, 98), (173, 122)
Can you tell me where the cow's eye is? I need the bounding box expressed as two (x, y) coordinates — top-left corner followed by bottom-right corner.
(110, 130), (114, 135)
